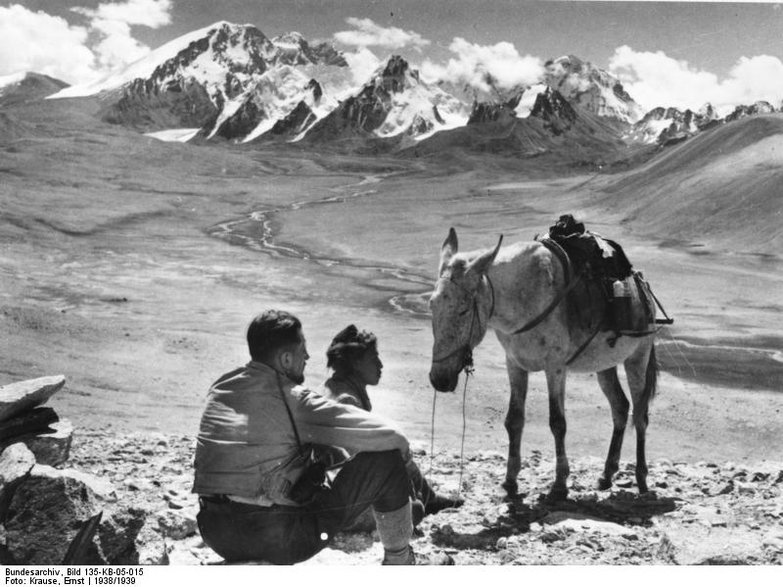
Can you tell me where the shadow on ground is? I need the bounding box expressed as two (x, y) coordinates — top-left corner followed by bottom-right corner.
(430, 490), (679, 550)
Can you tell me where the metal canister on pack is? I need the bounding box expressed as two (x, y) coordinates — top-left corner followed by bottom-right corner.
(611, 278), (633, 332)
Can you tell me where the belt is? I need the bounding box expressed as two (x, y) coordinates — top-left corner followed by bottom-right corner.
(199, 494), (277, 508)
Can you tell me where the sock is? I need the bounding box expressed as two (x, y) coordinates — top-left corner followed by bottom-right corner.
(373, 502), (413, 565)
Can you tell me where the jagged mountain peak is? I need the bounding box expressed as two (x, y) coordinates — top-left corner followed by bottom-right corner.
(544, 54), (644, 124)
(302, 54), (468, 142)
(530, 86), (577, 122)
(380, 55), (411, 78)
(698, 102), (718, 119)
(546, 54), (587, 71)
(271, 31), (347, 67)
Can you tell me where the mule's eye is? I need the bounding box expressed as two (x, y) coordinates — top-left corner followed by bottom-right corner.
(458, 306), (470, 316)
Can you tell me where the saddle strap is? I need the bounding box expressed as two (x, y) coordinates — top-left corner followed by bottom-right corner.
(650, 288), (674, 325)
(565, 320), (603, 365)
(511, 237), (582, 335)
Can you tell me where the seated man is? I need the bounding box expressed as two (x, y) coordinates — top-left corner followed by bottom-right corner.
(192, 309), (452, 565)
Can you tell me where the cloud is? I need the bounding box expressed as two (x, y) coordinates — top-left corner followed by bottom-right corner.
(0, 1), (172, 84)
(72, 0), (172, 28)
(73, 0), (173, 73)
(343, 47), (382, 86)
(0, 4), (97, 83)
(420, 37), (544, 91)
(334, 17), (430, 51)
(609, 45), (783, 115)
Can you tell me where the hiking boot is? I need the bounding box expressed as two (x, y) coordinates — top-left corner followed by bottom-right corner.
(423, 493), (465, 516)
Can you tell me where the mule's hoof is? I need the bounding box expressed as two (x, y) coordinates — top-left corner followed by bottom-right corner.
(501, 479), (518, 497)
(597, 477), (612, 491)
(545, 486), (569, 503)
(637, 481), (649, 494)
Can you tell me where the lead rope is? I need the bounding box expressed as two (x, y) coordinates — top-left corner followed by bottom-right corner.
(429, 295), (478, 496)
(429, 277), (489, 498)
(457, 352), (474, 498)
(429, 390), (437, 476)
(427, 354), (473, 497)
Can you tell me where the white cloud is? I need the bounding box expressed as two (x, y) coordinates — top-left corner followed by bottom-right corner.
(0, 1), (172, 85)
(420, 37), (544, 91)
(72, 0), (172, 28)
(609, 45), (783, 115)
(0, 4), (97, 83)
(73, 0), (173, 74)
(343, 47), (382, 86)
(721, 55), (783, 108)
(334, 17), (430, 51)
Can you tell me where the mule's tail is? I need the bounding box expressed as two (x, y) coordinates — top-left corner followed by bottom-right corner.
(644, 344), (659, 404)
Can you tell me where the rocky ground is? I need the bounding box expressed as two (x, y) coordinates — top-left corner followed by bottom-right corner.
(67, 427), (783, 566)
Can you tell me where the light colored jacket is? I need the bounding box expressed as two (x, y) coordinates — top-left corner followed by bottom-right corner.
(192, 361), (408, 505)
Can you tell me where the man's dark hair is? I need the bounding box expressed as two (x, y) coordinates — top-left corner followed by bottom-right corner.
(247, 310), (302, 363)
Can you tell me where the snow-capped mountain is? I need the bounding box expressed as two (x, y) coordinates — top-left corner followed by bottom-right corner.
(52, 21), (351, 142)
(38, 20), (782, 154)
(303, 55), (469, 143)
(410, 83), (626, 165)
(724, 100), (776, 123)
(628, 100), (781, 145)
(629, 105), (721, 145)
(543, 55), (645, 124)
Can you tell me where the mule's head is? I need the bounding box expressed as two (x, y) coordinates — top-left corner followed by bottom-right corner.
(429, 228), (502, 392)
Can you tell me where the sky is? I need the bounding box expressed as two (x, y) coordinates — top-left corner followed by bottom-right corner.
(3, 1), (783, 113)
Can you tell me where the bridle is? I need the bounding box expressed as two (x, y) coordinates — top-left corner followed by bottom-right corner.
(430, 273), (495, 371)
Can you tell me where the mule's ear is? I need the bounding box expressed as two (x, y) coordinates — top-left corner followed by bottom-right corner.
(468, 234), (503, 276)
(442, 227), (458, 257)
(438, 227), (458, 274)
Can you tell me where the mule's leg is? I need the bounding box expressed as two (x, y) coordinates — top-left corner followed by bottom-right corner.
(625, 341), (656, 494)
(596, 367), (630, 490)
(545, 367), (569, 501)
(502, 359), (528, 496)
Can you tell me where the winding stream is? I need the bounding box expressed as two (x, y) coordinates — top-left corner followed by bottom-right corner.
(207, 174), (434, 317)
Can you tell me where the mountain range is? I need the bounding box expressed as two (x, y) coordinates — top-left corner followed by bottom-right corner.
(3, 21), (782, 161)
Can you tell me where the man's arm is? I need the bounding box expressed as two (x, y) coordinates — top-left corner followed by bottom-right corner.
(292, 389), (409, 455)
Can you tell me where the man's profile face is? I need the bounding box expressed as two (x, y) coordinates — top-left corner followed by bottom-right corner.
(282, 329), (309, 384)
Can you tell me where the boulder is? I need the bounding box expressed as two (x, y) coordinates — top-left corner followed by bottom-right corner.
(96, 508), (167, 565)
(2, 462), (165, 564)
(156, 508), (198, 540)
(4, 464), (102, 564)
(0, 375), (65, 422)
(0, 443), (36, 522)
(134, 520), (169, 565)
(13, 419), (74, 467)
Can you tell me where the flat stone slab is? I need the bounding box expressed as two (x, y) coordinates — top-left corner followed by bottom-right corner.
(0, 375), (65, 423)
(541, 511), (636, 537)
